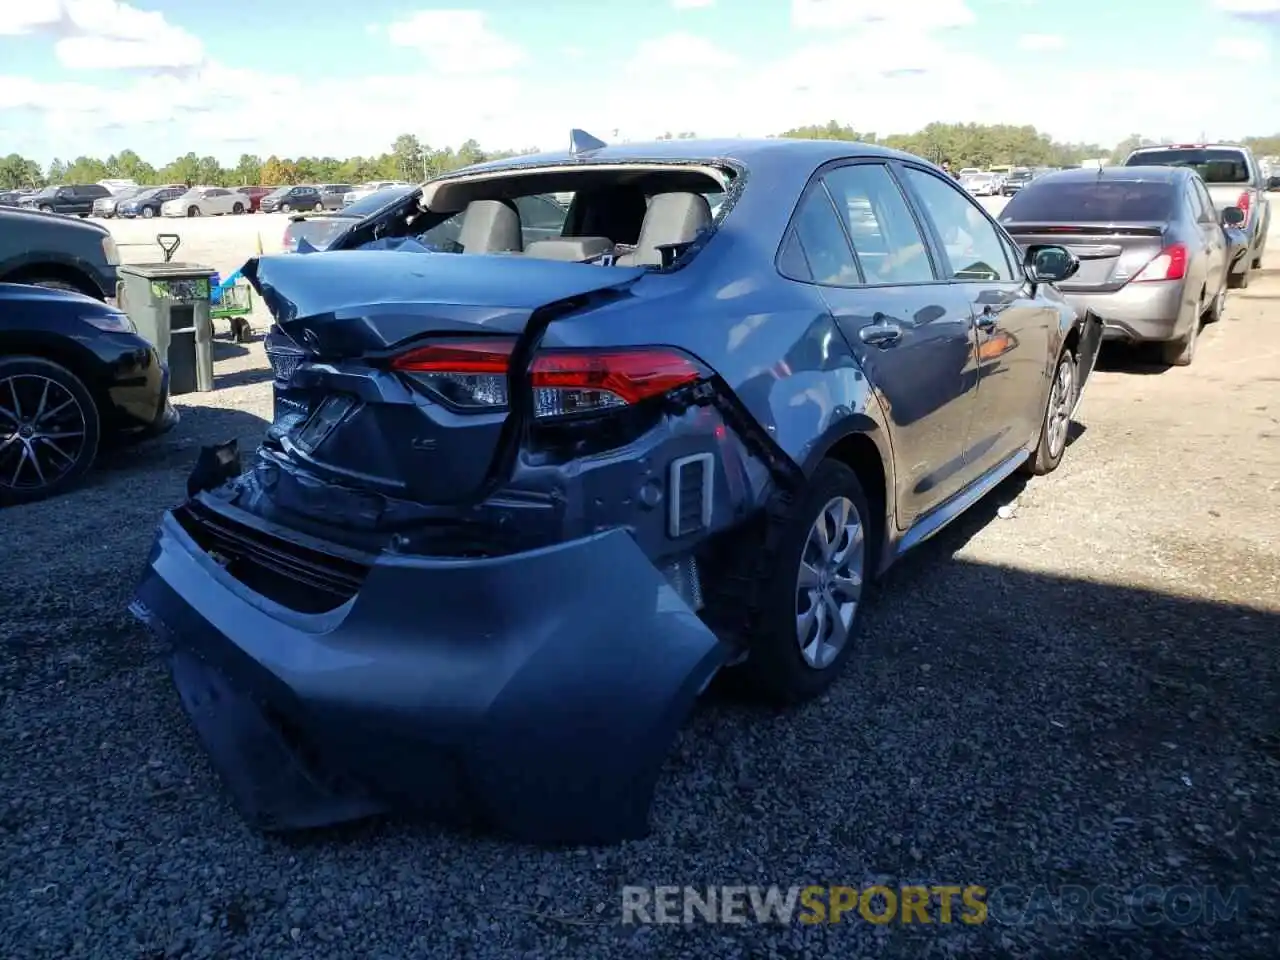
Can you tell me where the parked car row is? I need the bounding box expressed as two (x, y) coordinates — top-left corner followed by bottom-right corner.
(997, 141), (1269, 366)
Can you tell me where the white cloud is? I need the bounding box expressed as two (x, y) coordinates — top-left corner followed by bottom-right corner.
(1017, 33), (1064, 51)
(791, 0), (975, 30)
(672, 0), (715, 7)
(1212, 36), (1270, 60)
(1213, 0), (1280, 11)
(385, 10), (524, 74)
(0, 0), (204, 69)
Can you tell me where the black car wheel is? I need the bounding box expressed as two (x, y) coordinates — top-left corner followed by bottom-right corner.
(280, 203), (292, 213)
(232, 202), (245, 215)
(1022, 347), (1076, 476)
(187, 206), (201, 217)
(0, 356), (101, 507)
(1227, 265), (1250, 290)
(141, 206), (155, 219)
(723, 459), (872, 704)
(312, 202), (323, 212)
(39, 205), (53, 213)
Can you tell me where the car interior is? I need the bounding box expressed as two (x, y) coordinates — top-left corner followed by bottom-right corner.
(403, 167), (732, 268)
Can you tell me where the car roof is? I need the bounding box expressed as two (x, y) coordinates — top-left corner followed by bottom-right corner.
(452, 137), (924, 177)
(1129, 142), (1250, 153)
(1034, 165), (1189, 185)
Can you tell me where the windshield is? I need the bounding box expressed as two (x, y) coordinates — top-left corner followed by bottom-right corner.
(1001, 180), (1175, 222)
(1126, 148), (1251, 184)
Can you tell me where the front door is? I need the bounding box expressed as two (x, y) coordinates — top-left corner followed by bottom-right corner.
(898, 164), (1055, 479)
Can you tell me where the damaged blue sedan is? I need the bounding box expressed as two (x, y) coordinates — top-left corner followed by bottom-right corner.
(131, 134), (1103, 844)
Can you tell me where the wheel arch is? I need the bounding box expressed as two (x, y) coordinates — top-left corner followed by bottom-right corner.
(0, 331), (109, 413)
(0, 258), (106, 301)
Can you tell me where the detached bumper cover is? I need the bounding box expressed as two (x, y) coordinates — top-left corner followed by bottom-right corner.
(130, 497), (728, 844)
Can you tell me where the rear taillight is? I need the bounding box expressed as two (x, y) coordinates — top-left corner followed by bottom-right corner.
(1236, 191), (1251, 229)
(1131, 243), (1188, 283)
(390, 339), (707, 418)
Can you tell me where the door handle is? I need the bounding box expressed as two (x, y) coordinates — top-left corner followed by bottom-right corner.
(859, 321), (902, 347)
(975, 308), (997, 332)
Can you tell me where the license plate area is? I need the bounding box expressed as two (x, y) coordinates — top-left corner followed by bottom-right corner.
(293, 395), (356, 453)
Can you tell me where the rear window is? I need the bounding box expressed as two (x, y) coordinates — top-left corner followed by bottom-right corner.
(1126, 148), (1250, 184)
(1000, 180), (1175, 223)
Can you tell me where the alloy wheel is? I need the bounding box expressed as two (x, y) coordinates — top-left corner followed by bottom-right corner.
(0, 374), (88, 492)
(795, 495), (865, 669)
(1046, 357), (1075, 458)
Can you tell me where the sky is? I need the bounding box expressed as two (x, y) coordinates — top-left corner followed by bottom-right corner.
(0, 0), (1277, 166)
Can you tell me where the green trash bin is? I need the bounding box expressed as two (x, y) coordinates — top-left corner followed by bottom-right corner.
(117, 263), (218, 396)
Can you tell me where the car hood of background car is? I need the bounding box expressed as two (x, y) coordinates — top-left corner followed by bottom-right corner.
(241, 248), (648, 355)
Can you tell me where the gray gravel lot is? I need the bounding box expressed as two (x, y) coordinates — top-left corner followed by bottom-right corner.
(2, 213), (1279, 958)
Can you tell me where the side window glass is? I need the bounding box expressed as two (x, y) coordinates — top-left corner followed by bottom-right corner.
(778, 229), (811, 281)
(821, 164), (935, 284)
(788, 186), (859, 286)
(902, 168), (1015, 281)
(421, 214), (465, 252)
(515, 194), (569, 242)
(1195, 182), (1216, 222)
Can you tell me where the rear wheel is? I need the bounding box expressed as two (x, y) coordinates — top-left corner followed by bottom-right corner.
(1022, 348), (1076, 476)
(1227, 265), (1251, 289)
(1162, 297), (1202, 367)
(0, 356), (101, 506)
(232, 202), (245, 215)
(728, 460), (871, 704)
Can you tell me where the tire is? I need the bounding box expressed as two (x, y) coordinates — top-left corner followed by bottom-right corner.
(141, 206), (155, 219)
(39, 205), (53, 213)
(280, 203), (292, 214)
(312, 202), (323, 212)
(1022, 348), (1077, 476)
(1203, 281), (1227, 324)
(187, 206), (200, 218)
(0, 356), (101, 507)
(726, 460), (872, 705)
(1162, 296), (1202, 367)
(1227, 264), (1251, 289)
(232, 202), (244, 215)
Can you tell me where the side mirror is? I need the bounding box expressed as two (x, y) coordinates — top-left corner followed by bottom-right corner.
(1025, 244), (1078, 283)
(1221, 206), (1245, 227)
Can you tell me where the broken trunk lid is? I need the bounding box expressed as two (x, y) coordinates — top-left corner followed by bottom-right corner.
(240, 249), (650, 510)
(241, 249), (647, 358)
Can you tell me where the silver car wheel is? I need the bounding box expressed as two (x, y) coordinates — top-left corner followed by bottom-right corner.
(795, 495), (865, 670)
(1046, 357), (1075, 458)
(0, 374), (88, 491)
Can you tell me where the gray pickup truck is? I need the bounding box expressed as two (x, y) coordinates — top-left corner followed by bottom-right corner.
(1124, 143), (1272, 288)
(0, 205), (120, 300)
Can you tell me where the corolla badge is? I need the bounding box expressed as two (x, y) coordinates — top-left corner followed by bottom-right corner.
(410, 437), (437, 451)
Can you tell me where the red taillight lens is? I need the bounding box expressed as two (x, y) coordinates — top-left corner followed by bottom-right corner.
(1132, 243), (1188, 282)
(1236, 191), (1251, 229)
(391, 339), (706, 417)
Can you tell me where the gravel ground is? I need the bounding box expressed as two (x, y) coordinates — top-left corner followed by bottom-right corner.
(2, 225), (1278, 958)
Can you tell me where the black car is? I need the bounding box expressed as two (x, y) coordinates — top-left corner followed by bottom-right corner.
(316, 183), (354, 211)
(1001, 168), (1033, 196)
(0, 283), (177, 505)
(19, 183), (113, 217)
(0, 205), (120, 301)
(0, 190), (26, 207)
(116, 185), (187, 219)
(259, 185), (323, 214)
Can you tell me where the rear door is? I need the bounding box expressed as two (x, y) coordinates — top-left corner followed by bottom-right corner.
(899, 163), (1055, 479)
(1188, 177), (1228, 292)
(783, 160), (978, 527)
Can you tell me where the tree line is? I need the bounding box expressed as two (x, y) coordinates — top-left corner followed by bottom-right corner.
(3, 124), (1277, 191)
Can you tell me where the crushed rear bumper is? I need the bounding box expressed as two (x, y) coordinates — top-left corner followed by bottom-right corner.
(130, 490), (728, 844)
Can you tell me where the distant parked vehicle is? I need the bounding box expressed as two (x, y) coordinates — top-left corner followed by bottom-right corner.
(1000, 165), (1242, 366)
(1001, 168), (1033, 196)
(236, 185), (276, 213)
(342, 180), (412, 207)
(957, 167), (981, 177)
(961, 172), (999, 197)
(259, 185), (323, 213)
(19, 184), (112, 217)
(117, 185), (187, 219)
(92, 184), (145, 218)
(1123, 143), (1271, 287)
(0, 190), (23, 207)
(316, 183), (354, 210)
(98, 178), (139, 195)
(161, 186), (252, 218)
